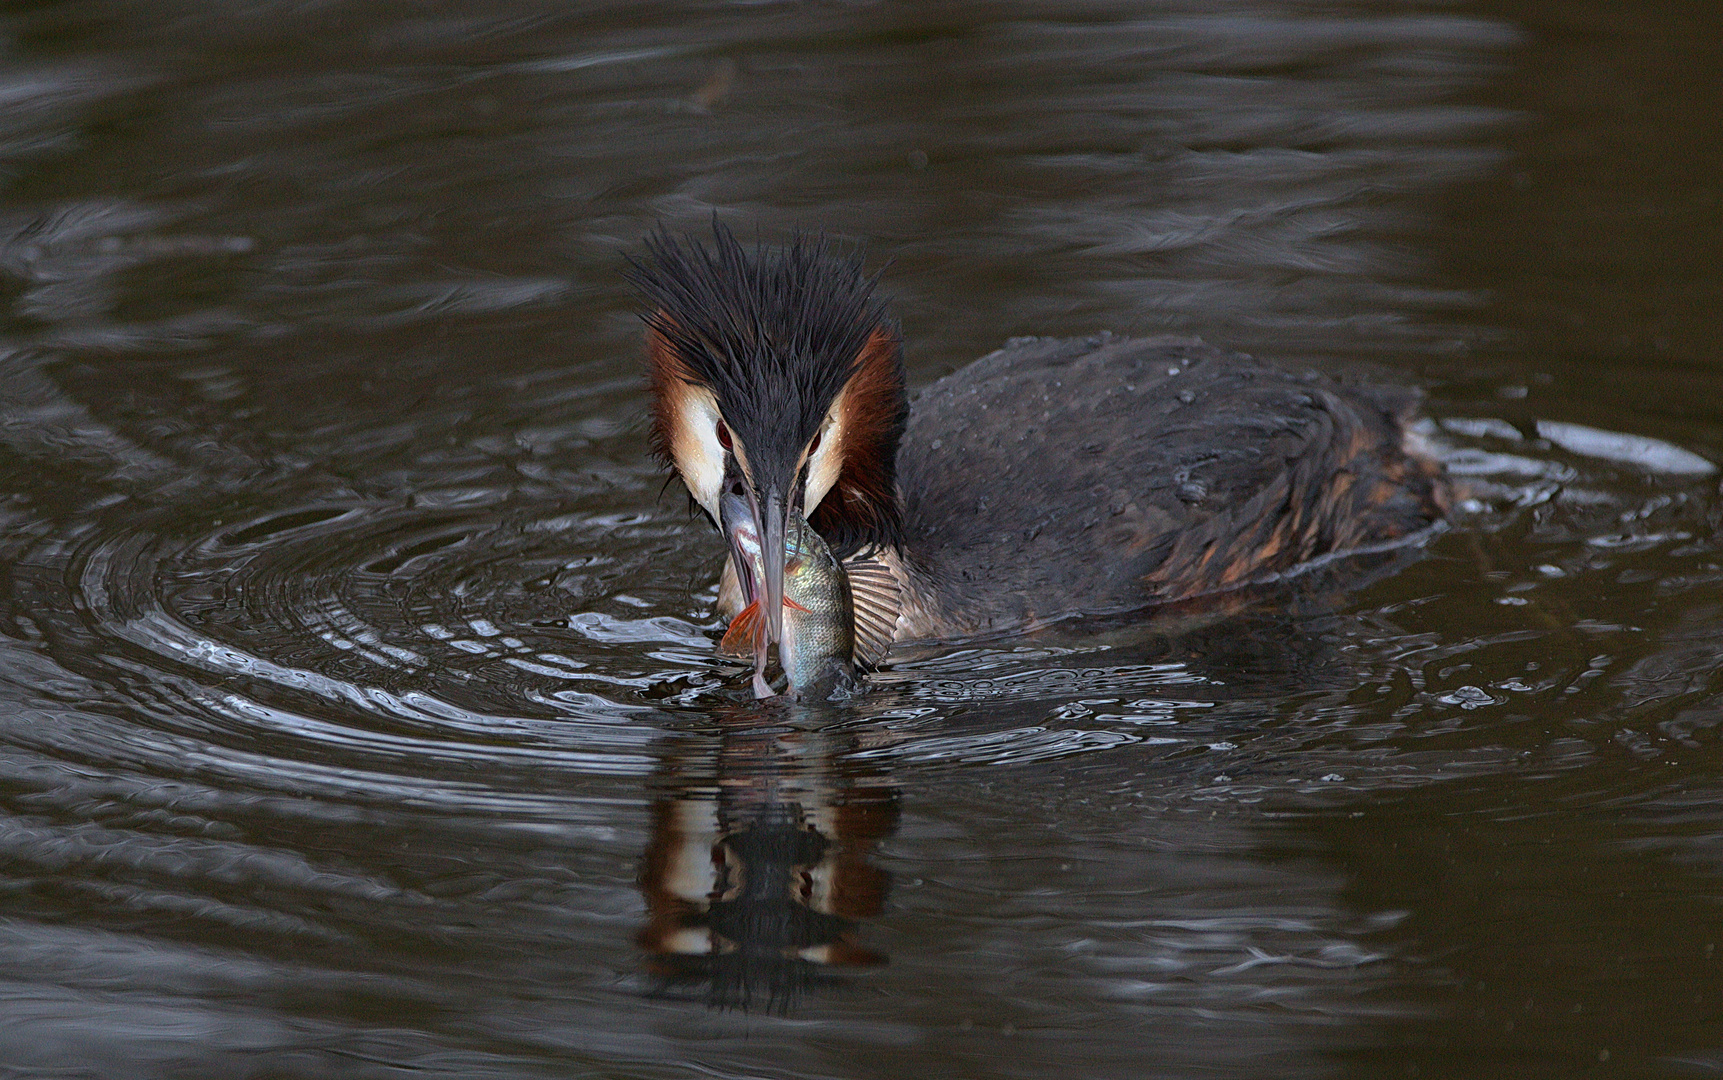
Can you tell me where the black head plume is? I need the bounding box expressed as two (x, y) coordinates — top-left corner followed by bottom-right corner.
(628, 221), (907, 552)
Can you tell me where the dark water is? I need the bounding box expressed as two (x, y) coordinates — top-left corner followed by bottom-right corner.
(2, 1), (1721, 1076)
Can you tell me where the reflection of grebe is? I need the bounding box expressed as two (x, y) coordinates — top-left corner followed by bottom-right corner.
(637, 719), (897, 1009)
(632, 225), (1448, 681)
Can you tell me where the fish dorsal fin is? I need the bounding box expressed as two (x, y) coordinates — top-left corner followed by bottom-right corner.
(843, 552), (900, 669)
(719, 600), (763, 658)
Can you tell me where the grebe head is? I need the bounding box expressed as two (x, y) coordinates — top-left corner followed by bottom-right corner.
(630, 223), (907, 662)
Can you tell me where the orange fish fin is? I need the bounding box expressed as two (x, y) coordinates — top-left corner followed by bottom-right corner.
(782, 596), (812, 613)
(719, 601), (763, 656)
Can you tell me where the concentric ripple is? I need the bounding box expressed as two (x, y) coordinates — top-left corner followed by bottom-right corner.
(31, 491), (746, 790)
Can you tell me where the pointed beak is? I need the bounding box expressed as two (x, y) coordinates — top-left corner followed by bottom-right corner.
(756, 485), (787, 652)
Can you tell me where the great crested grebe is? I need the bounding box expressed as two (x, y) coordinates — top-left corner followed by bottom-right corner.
(631, 225), (1448, 692)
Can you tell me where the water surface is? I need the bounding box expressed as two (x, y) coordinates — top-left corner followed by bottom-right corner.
(2, 1), (1722, 1077)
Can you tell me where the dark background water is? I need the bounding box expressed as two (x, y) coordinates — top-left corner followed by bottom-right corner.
(1, 1), (1721, 1077)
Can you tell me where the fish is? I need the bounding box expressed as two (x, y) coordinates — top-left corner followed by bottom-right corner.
(719, 491), (857, 700)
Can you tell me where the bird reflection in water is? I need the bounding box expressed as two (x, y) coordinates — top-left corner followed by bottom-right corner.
(637, 703), (898, 1010)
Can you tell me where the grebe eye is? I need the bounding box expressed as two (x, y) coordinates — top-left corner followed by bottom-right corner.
(716, 420), (732, 451)
(808, 430), (822, 455)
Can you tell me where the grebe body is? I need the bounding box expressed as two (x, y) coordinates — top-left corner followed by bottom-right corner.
(630, 227), (1447, 683)
(888, 332), (1446, 638)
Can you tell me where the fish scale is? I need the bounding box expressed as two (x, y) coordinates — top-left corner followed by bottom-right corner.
(720, 492), (856, 700)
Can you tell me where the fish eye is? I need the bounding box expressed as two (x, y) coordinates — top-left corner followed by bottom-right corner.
(716, 420), (732, 451)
